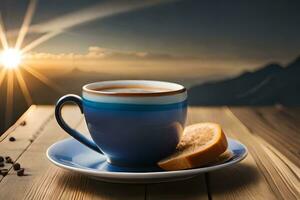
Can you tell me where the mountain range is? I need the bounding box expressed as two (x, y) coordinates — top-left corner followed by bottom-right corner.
(188, 57), (300, 105)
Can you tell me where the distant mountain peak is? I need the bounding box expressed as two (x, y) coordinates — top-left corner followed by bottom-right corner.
(71, 67), (82, 73)
(241, 63), (283, 78)
(293, 55), (300, 62)
(259, 63), (283, 72)
(287, 56), (300, 68)
(70, 67), (92, 75)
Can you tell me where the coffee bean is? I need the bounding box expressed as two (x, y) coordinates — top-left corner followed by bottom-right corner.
(5, 157), (13, 164)
(9, 137), (16, 142)
(0, 169), (8, 176)
(13, 163), (21, 171)
(20, 121), (26, 126)
(7, 160), (13, 164)
(0, 156), (4, 162)
(17, 168), (25, 176)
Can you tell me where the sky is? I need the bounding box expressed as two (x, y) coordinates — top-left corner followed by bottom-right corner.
(1, 0), (300, 130)
(1, 0), (300, 71)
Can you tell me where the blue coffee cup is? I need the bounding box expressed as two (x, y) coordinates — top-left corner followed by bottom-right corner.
(55, 80), (187, 167)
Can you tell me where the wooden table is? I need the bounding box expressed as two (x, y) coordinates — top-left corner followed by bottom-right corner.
(0, 105), (299, 200)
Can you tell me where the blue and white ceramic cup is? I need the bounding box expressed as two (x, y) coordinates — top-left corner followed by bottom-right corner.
(55, 80), (187, 167)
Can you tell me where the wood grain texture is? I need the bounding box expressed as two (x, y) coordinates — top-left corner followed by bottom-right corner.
(188, 107), (299, 200)
(255, 136), (300, 199)
(231, 106), (300, 199)
(146, 176), (208, 200)
(230, 106), (300, 167)
(0, 106), (82, 200)
(24, 167), (144, 200)
(283, 107), (300, 122)
(0, 105), (36, 140)
(0, 105), (53, 182)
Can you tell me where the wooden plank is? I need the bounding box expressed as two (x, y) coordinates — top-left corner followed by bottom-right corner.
(0, 106), (145, 200)
(230, 106), (300, 167)
(24, 168), (144, 200)
(188, 107), (290, 200)
(0, 105), (54, 182)
(228, 106), (300, 199)
(0, 105), (36, 140)
(146, 110), (208, 200)
(254, 136), (300, 198)
(0, 106), (81, 199)
(0, 105), (49, 142)
(147, 176), (208, 200)
(282, 106), (300, 121)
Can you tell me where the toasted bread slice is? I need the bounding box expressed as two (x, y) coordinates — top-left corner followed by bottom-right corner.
(158, 123), (228, 170)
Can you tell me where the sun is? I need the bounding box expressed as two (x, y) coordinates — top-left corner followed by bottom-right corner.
(0, 48), (23, 69)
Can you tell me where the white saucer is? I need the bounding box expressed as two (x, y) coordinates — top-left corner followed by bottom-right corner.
(47, 137), (247, 183)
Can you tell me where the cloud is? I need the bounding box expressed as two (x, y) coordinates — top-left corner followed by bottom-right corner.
(8, 0), (178, 53)
(27, 0), (176, 34)
(22, 46), (268, 77)
(25, 46), (198, 61)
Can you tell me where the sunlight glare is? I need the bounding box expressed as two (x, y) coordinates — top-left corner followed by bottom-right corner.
(15, 69), (33, 105)
(0, 48), (23, 69)
(15, 0), (38, 49)
(0, 14), (8, 49)
(5, 70), (14, 126)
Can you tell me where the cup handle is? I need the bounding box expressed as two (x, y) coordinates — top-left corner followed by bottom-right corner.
(55, 94), (103, 154)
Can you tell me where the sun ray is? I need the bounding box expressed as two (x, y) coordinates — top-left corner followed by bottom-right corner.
(15, 0), (38, 49)
(0, 13), (8, 49)
(0, 67), (7, 87)
(21, 31), (61, 53)
(14, 68), (32, 105)
(21, 0), (175, 52)
(28, 0), (173, 34)
(22, 64), (62, 93)
(5, 70), (14, 127)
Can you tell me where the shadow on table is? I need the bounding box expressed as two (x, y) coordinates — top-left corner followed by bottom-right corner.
(208, 163), (259, 194)
(57, 172), (207, 200)
(56, 171), (145, 199)
(144, 163), (259, 198)
(55, 163), (257, 198)
(56, 171), (208, 199)
(145, 175), (208, 199)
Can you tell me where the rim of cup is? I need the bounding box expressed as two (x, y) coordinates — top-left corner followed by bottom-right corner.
(83, 80), (186, 97)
